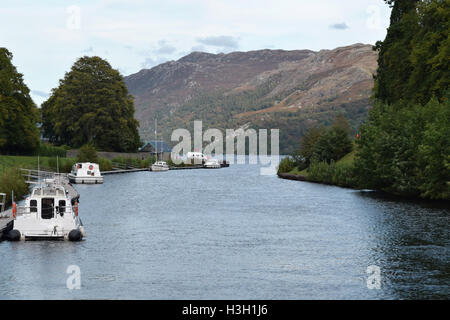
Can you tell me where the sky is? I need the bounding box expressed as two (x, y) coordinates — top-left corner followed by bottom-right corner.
(0, 0), (392, 106)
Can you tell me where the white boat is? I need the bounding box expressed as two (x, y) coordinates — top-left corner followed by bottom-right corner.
(150, 119), (170, 172)
(204, 159), (221, 168)
(68, 162), (103, 184)
(8, 179), (86, 241)
(186, 152), (207, 164)
(151, 161), (169, 171)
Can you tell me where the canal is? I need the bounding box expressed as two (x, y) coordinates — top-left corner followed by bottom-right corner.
(1, 162), (449, 299)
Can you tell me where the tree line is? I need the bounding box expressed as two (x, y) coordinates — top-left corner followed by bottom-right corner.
(280, 0), (449, 200)
(0, 50), (141, 154)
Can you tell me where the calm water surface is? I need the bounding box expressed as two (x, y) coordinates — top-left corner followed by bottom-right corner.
(1, 162), (449, 299)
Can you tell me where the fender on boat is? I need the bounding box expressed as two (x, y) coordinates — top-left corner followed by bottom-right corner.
(6, 229), (21, 241)
(68, 229), (83, 242)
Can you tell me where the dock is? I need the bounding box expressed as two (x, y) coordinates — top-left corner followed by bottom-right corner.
(168, 165), (204, 170)
(0, 209), (13, 240)
(102, 168), (149, 175)
(0, 193), (13, 239)
(19, 169), (80, 202)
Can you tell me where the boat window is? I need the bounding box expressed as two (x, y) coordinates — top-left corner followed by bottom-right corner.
(33, 189), (41, 196)
(59, 200), (65, 214)
(41, 198), (54, 219)
(30, 200), (37, 213)
(43, 188), (56, 196)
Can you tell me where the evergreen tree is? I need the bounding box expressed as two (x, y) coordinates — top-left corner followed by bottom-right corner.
(356, 0), (450, 199)
(42, 56), (141, 152)
(0, 48), (39, 154)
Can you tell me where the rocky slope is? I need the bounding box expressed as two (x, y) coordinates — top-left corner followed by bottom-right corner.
(125, 43), (378, 153)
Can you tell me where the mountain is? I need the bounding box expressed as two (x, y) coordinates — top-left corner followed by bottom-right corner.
(125, 43), (378, 153)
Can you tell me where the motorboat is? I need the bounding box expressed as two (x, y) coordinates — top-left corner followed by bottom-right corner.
(204, 159), (221, 168)
(68, 162), (103, 184)
(151, 161), (169, 171)
(186, 152), (207, 164)
(8, 179), (86, 241)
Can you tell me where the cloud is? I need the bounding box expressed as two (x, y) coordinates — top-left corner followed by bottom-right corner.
(155, 44), (176, 55)
(31, 90), (49, 98)
(82, 46), (94, 53)
(329, 22), (349, 30)
(140, 56), (171, 69)
(190, 45), (205, 52)
(197, 35), (239, 49)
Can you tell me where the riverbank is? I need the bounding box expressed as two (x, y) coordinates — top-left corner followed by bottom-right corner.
(278, 150), (358, 188)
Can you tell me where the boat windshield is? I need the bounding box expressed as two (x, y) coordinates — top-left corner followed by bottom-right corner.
(32, 187), (65, 197)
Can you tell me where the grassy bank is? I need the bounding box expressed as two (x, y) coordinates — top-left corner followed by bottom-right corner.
(278, 149), (359, 189)
(0, 167), (28, 208)
(0, 155), (76, 173)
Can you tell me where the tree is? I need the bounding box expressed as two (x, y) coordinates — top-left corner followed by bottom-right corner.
(298, 126), (326, 168)
(355, 0), (450, 199)
(374, 0), (449, 105)
(42, 56), (141, 152)
(0, 48), (39, 154)
(355, 98), (449, 199)
(309, 116), (353, 163)
(76, 144), (98, 163)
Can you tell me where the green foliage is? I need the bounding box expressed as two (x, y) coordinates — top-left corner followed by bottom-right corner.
(77, 144), (98, 163)
(306, 159), (357, 188)
(41, 56), (141, 152)
(298, 126), (326, 168)
(98, 158), (112, 171)
(111, 156), (153, 169)
(35, 143), (67, 157)
(47, 157), (76, 173)
(277, 156), (296, 174)
(356, 0), (450, 200)
(0, 48), (39, 154)
(298, 115), (353, 167)
(167, 158), (188, 167)
(355, 98), (450, 199)
(0, 167), (28, 207)
(375, 0), (449, 104)
(307, 160), (335, 184)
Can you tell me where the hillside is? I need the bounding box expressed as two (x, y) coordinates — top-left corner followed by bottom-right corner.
(125, 43), (378, 153)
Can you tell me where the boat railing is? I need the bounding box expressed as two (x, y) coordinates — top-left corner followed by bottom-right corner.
(20, 168), (68, 185)
(15, 205), (73, 219)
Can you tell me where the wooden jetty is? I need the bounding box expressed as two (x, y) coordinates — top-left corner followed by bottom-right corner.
(103, 168), (149, 175)
(0, 193), (13, 239)
(168, 165), (204, 170)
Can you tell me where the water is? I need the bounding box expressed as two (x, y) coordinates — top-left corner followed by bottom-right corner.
(1, 162), (449, 299)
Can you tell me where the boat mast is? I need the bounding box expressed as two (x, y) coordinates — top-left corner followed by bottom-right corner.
(155, 118), (158, 162)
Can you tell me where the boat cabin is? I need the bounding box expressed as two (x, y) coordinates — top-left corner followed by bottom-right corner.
(69, 162), (103, 184)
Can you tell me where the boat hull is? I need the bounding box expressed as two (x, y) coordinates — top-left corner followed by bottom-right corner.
(150, 165), (169, 172)
(204, 164), (221, 168)
(13, 218), (85, 241)
(68, 174), (104, 184)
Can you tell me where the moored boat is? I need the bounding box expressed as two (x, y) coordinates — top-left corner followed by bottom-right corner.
(204, 159), (221, 168)
(151, 161), (169, 171)
(68, 162), (103, 184)
(7, 179), (85, 241)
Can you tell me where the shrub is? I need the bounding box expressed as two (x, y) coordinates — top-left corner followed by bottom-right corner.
(98, 158), (112, 171)
(277, 156), (295, 174)
(0, 167), (29, 207)
(36, 143), (67, 157)
(307, 160), (335, 184)
(77, 144), (98, 163)
(111, 157), (153, 169)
